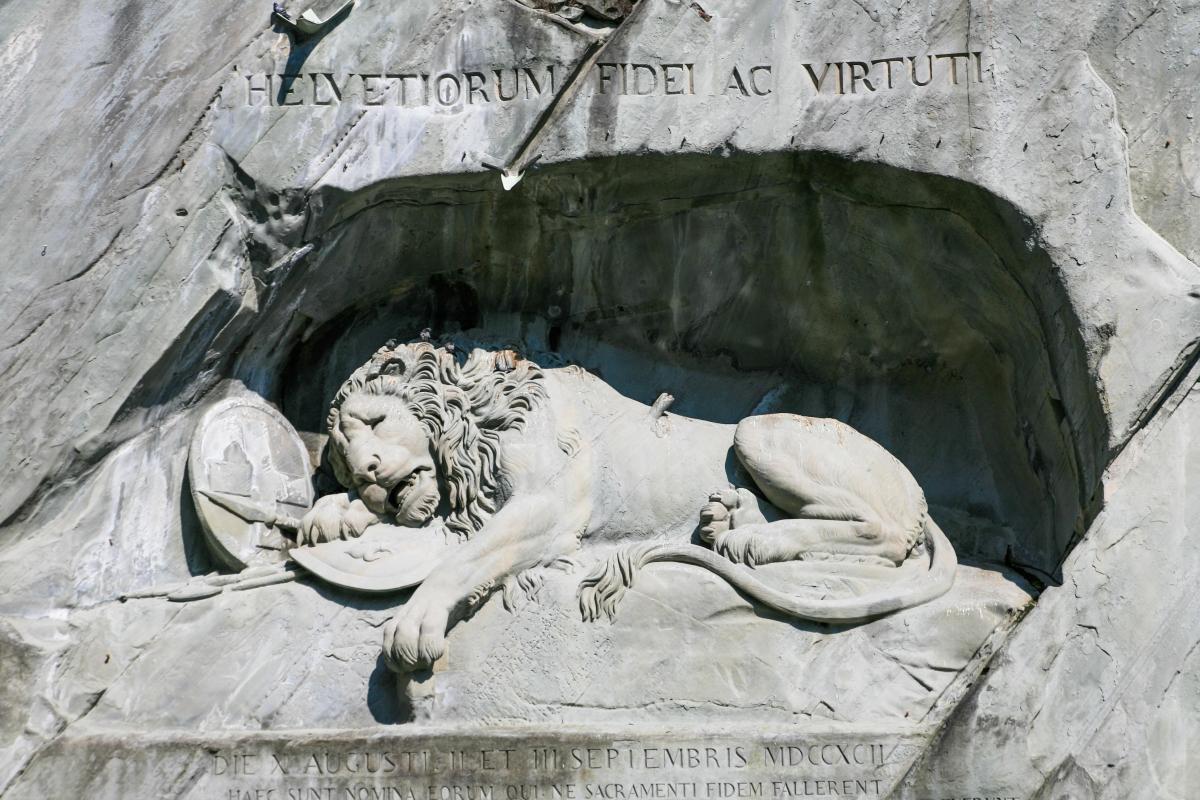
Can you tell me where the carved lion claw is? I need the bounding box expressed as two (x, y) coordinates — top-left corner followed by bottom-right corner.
(382, 595), (450, 673)
(712, 528), (764, 568)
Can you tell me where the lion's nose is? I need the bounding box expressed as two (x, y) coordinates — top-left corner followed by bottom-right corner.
(354, 454), (381, 482)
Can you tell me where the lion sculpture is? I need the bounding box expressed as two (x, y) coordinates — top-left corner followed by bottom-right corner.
(299, 339), (957, 673)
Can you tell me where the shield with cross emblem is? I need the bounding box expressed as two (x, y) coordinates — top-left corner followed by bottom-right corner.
(187, 395), (314, 570)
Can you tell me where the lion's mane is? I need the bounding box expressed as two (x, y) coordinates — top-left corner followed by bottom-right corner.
(325, 340), (546, 537)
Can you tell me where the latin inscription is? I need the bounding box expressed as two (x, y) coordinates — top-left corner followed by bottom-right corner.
(208, 741), (901, 800)
(243, 66), (561, 107)
(798, 51), (985, 94)
(595, 63), (701, 96)
(234, 50), (989, 107)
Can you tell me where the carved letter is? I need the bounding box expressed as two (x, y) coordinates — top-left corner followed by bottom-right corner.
(870, 57), (905, 89)
(465, 71), (489, 103)
(395, 74), (421, 106)
(802, 62), (834, 92)
(597, 63), (619, 94)
(908, 55), (933, 86)
(522, 66), (550, 98)
(494, 68), (518, 101)
(935, 52), (972, 84)
(436, 73), (461, 105)
(632, 64), (658, 95)
(246, 74), (272, 106)
(311, 72), (345, 105)
(724, 66), (749, 96)
(362, 74), (387, 106)
(847, 62), (875, 93)
(749, 65), (772, 95)
(278, 74), (305, 105)
(662, 63), (687, 95)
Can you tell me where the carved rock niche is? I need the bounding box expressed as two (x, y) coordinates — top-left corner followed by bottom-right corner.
(256, 151), (1100, 725)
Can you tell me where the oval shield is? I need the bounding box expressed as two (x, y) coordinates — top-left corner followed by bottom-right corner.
(188, 395), (314, 570)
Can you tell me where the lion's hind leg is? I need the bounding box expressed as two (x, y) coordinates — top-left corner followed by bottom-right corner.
(701, 488), (903, 567)
(717, 415), (917, 566)
(716, 518), (909, 567)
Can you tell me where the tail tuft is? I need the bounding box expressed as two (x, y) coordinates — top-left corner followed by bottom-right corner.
(577, 545), (654, 622)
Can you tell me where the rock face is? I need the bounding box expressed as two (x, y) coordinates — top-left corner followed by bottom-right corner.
(0, 0), (1198, 798)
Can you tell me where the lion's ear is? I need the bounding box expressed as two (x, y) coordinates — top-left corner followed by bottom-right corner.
(322, 409), (355, 490)
(365, 349), (407, 380)
(495, 350), (516, 372)
(379, 356), (406, 377)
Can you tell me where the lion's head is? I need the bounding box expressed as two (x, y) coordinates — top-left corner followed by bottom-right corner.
(325, 340), (545, 537)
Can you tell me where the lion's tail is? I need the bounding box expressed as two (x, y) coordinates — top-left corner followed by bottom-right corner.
(578, 518), (957, 625)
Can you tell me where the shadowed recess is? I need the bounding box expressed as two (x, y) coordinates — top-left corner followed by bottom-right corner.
(264, 151), (1105, 577)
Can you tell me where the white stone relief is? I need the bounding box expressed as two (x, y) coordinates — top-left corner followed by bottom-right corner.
(4, 0), (1198, 792)
(186, 338), (956, 675)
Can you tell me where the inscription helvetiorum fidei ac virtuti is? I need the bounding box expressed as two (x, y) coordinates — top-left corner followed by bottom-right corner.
(3, 0), (1200, 799)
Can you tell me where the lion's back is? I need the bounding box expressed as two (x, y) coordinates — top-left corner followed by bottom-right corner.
(542, 366), (740, 540)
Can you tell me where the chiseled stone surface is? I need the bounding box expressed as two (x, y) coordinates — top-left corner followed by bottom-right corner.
(895, 367), (1200, 800)
(408, 559), (1029, 726)
(0, 0), (1198, 797)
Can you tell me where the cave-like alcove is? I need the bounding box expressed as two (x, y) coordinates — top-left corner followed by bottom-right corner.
(257, 151), (1106, 577)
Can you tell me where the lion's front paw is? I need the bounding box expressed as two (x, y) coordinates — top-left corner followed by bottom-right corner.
(382, 597), (450, 673)
(299, 494), (352, 545)
(299, 494), (380, 546)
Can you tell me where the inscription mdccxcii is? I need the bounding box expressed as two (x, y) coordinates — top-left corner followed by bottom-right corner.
(209, 740), (903, 800)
